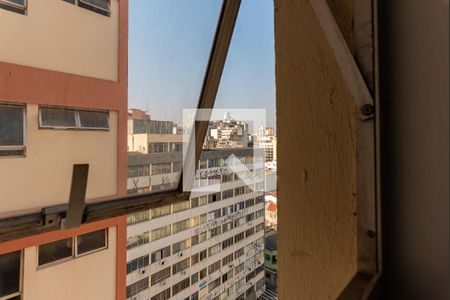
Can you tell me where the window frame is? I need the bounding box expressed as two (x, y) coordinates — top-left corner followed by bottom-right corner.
(38, 106), (110, 131)
(0, 0), (243, 245)
(0, 0), (27, 14)
(0, 103), (26, 158)
(74, 228), (108, 257)
(0, 250), (23, 300)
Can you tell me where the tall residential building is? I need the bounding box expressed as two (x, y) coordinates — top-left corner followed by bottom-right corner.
(125, 148), (266, 300)
(0, 1), (128, 299)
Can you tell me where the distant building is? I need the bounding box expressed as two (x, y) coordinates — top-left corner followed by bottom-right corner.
(264, 230), (278, 291)
(256, 126), (277, 163)
(204, 113), (250, 149)
(126, 148), (266, 300)
(127, 109), (182, 154)
(265, 201), (278, 230)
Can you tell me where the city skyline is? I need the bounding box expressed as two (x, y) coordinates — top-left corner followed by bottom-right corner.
(128, 0), (276, 130)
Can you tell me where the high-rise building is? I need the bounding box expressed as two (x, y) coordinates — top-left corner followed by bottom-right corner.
(0, 1), (128, 299)
(125, 148), (266, 300)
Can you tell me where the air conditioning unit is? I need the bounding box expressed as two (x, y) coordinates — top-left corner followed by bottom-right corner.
(140, 268), (146, 275)
(160, 280), (166, 286)
(159, 260), (165, 266)
(181, 270), (186, 275)
(178, 252), (183, 257)
(228, 263), (234, 268)
(132, 296), (138, 300)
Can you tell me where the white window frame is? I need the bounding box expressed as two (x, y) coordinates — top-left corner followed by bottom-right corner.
(38, 106), (110, 131)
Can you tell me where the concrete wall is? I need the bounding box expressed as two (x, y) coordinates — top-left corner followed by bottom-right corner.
(22, 226), (117, 300)
(0, 0), (119, 81)
(275, 0), (358, 298)
(0, 104), (118, 215)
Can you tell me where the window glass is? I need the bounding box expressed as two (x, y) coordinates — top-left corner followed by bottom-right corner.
(76, 229), (107, 255)
(0, 251), (21, 298)
(38, 238), (73, 266)
(0, 105), (24, 147)
(39, 107), (77, 128)
(78, 110), (109, 129)
(151, 267), (171, 286)
(126, 277), (149, 298)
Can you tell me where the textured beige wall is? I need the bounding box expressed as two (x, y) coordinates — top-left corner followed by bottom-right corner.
(0, 104), (118, 215)
(0, 0), (119, 81)
(22, 227), (117, 300)
(275, 0), (358, 299)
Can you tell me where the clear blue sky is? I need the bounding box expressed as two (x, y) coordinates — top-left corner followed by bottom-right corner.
(128, 0), (276, 130)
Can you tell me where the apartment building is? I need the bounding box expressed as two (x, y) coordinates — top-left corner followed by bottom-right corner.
(126, 148), (266, 300)
(127, 109), (182, 155)
(0, 1), (128, 299)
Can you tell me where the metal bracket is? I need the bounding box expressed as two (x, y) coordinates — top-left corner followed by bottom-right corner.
(62, 164), (89, 230)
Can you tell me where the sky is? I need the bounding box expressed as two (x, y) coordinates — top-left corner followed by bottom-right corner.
(128, 0), (276, 131)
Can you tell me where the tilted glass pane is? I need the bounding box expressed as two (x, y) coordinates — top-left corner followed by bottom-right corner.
(0, 105), (23, 146)
(38, 238), (73, 266)
(78, 110), (109, 129)
(77, 229), (107, 255)
(40, 107), (77, 128)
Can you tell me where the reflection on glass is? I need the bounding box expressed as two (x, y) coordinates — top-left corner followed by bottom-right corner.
(127, 0), (223, 195)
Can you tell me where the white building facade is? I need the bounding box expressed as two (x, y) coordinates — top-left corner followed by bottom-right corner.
(126, 149), (266, 300)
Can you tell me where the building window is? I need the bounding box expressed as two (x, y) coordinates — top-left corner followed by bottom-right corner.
(246, 213), (255, 223)
(172, 219), (191, 234)
(222, 173), (235, 183)
(39, 107), (109, 130)
(0, 0), (26, 14)
(234, 263), (244, 275)
(199, 268), (207, 280)
(172, 277), (190, 296)
(172, 258), (190, 275)
(208, 192), (221, 203)
(222, 221), (234, 233)
(151, 205), (171, 219)
(222, 253), (234, 266)
(208, 226), (221, 238)
(234, 232), (245, 243)
(208, 158), (221, 168)
(76, 229), (107, 256)
(199, 249), (207, 262)
(222, 189), (234, 199)
(234, 186), (245, 196)
(208, 209), (221, 221)
(208, 243), (221, 257)
(172, 239), (190, 254)
(38, 238), (73, 266)
(127, 165), (150, 178)
(127, 255), (149, 274)
(151, 246), (171, 264)
(126, 277), (149, 298)
(127, 232), (150, 250)
(208, 260), (221, 275)
(169, 142), (182, 152)
(222, 237), (234, 250)
(151, 288), (171, 300)
(172, 201), (190, 213)
(148, 142), (168, 153)
(0, 104), (25, 157)
(151, 225), (171, 241)
(0, 251), (21, 299)
(208, 277), (221, 292)
(151, 267), (171, 286)
(191, 253), (199, 265)
(199, 159), (207, 169)
(127, 210), (150, 225)
(245, 198), (255, 208)
(235, 248), (244, 259)
(152, 163), (172, 175)
(63, 0), (111, 17)
(191, 272), (199, 284)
